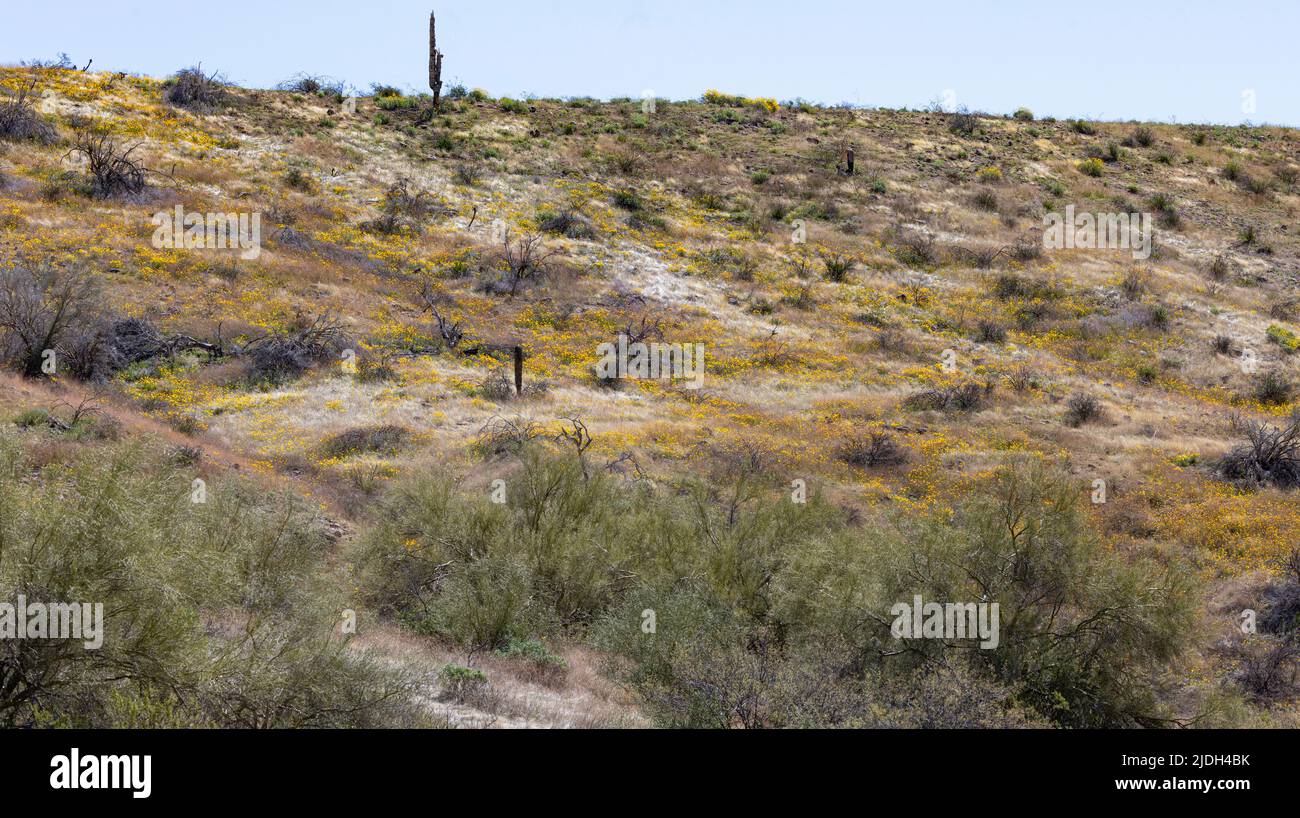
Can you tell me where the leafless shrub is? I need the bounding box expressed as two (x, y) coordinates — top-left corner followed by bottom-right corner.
(277, 73), (347, 101)
(1125, 127), (1155, 148)
(1237, 643), (1300, 704)
(362, 178), (449, 235)
(60, 316), (167, 382)
(1207, 254), (1235, 283)
(875, 328), (911, 354)
(1006, 365), (1040, 392)
(272, 225), (311, 249)
(621, 314), (664, 345)
(479, 369), (516, 401)
(497, 230), (560, 296)
(283, 166), (316, 193)
(837, 432), (908, 469)
(241, 311), (350, 384)
(0, 265), (97, 377)
(962, 243), (1002, 268)
(474, 415), (543, 458)
(538, 209), (595, 239)
(556, 416), (594, 478)
(556, 416), (593, 457)
(1010, 235), (1043, 262)
(1268, 298), (1299, 322)
(20, 53), (79, 70)
(990, 272), (1058, 302)
(1211, 334), (1235, 355)
(0, 77), (57, 144)
(168, 444), (203, 466)
(416, 281), (465, 351)
(320, 425), (408, 459)
(891, 227), (939, 267)
(1218, 412), (1300, 490)
(453, 161), (482, 186)
(1260, 549), (1300, 636)
(67, 130), (147, 197)
(698, 246), (756, 281)
(905, 381), (992, 413)
(948, 109), (979, 136)
(1064, 393), (1105, 427)
(163, 66), (229, 112)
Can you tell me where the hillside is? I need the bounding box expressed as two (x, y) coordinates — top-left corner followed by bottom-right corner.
(2, 63), (1299, 728)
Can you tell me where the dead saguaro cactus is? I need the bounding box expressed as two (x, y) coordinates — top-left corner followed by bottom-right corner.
(845, 147), (855, 175)
(428, 11), (444, 107)
(513, 345), (524, 395)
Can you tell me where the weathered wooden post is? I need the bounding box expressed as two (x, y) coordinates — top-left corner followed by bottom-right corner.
(513, 346), (524, 396)
(429, 11), (444, 108)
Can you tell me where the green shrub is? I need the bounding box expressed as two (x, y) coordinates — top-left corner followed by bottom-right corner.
(972, 188), (999, 212)
(1266, 324), (1300, 353)
(361, 447), (1198, 728)
(496, 637), (567, 669)
(1078, 157), (1104, 177)
(1254, 370), (1293, 406)
(1149, 192), (1181, 228)
(437, 664), (488, 703)
(612, 189), (643, 211)
(375, 95), (418, 111)
(13, 408), (50, 428)
(0, 431), (418, 727)
(591, 460), (1195, 728)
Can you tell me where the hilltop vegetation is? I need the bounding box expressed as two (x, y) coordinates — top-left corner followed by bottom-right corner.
(1, 62), (1299, 726)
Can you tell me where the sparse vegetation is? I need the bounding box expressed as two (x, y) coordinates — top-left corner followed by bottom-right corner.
(1, 52), (1297, 733)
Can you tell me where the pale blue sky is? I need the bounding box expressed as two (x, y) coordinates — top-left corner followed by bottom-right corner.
(3, 0), (1297, 125)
